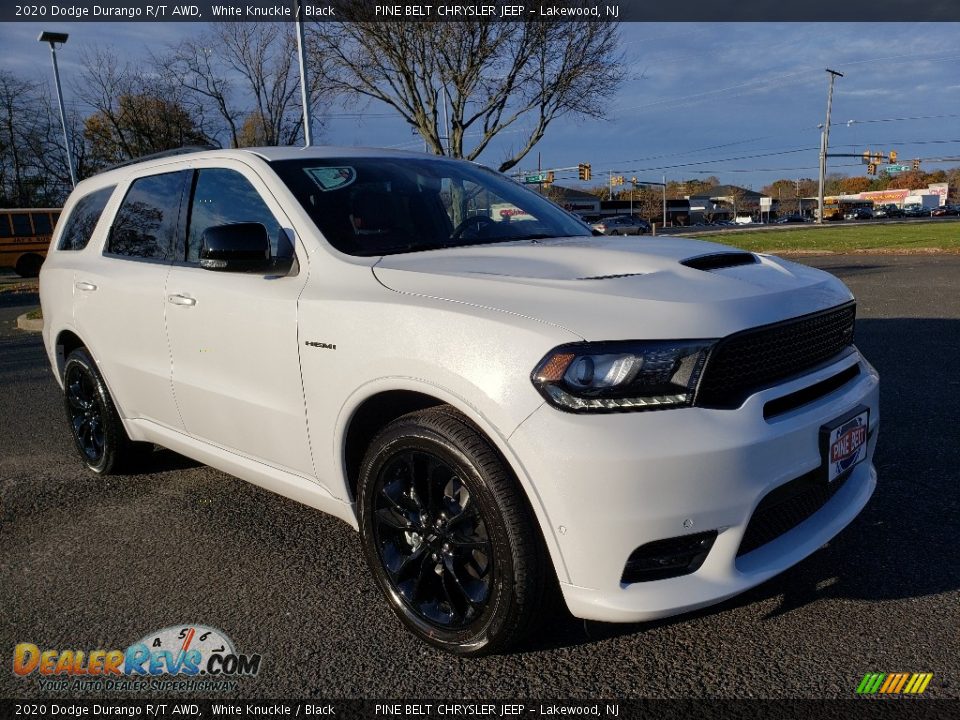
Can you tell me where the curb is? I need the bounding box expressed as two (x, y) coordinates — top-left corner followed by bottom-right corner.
(16, 311), (43, 333)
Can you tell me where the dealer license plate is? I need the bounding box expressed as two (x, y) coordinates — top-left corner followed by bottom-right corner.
(822, 408), (869, 483)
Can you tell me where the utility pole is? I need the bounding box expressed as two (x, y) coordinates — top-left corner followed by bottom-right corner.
(38, 31), (76, 188)
(662, 174), (667, 227)
(293, 1), (313, 146)
(796, 178), (801, 215)
(817, 68), (843, 224)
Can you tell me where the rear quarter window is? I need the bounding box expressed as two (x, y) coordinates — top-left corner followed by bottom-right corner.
(57, 186), (116, 251)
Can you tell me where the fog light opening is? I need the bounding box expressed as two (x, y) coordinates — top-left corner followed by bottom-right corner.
(621, 530), (718, 584)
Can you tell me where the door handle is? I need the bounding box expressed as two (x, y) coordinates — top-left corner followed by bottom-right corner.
(75, 281), (97, 291)
(167, 294), (197, 307)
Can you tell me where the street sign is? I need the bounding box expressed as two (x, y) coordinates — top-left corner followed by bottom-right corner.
(885, 164), (909, 174)
(523, 173), (547, 184)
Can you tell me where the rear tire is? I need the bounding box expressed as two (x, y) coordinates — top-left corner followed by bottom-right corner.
(62, 348), (150, 474)
(357, 407), (550, 655)
(15, 253), (43, 278)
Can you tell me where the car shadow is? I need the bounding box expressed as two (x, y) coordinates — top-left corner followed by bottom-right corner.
(519, 317), (960, 654)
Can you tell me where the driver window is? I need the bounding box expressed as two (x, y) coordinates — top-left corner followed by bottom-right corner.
(186, 168), (288, 263)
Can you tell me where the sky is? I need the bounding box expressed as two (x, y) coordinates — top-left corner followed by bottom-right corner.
(2, 20), (959, 191)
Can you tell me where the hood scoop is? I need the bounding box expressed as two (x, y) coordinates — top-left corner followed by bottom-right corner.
(681, 252), (758, 272)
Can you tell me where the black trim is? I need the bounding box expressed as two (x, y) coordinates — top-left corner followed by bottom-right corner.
(763, 363), (861, 419)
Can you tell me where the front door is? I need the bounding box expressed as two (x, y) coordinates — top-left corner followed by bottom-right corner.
(164, 163), (314, 478)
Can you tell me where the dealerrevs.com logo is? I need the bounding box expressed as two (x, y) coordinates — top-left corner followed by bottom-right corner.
(12, 625), (262, 693)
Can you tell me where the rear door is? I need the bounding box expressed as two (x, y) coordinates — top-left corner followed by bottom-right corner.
(72, 169), (191, 429)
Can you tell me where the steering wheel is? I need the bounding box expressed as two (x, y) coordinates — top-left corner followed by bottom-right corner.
(450, 215), (497, 241)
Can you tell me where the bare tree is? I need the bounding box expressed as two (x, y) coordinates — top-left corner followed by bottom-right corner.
(159, 22), (326, 148)
(75, 46), (210, 167)
(310, 14), (621, 172)
(0, 70), (79, 206)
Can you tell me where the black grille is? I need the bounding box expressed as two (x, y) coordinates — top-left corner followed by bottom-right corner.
(696, 303), (856, 408)
(737, 469), (848, 557)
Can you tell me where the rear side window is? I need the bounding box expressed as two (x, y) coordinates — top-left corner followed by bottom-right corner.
(58, 187), (116, 251)
(108, 171), (189, 261)
(0, 214), (11, 238)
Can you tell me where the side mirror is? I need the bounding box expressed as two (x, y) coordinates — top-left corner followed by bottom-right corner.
(199, 223), (272, 273)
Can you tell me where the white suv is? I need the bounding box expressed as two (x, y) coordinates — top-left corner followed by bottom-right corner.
(40, 147), (879, 654)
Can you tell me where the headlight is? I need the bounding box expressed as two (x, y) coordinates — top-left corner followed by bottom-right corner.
(531, 340), (715, 412)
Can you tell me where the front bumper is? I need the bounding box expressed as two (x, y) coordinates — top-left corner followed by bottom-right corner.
(508, 350), (879, 623)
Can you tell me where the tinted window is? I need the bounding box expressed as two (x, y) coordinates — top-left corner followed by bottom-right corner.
(186, 169), (284, 263)
(11, 213), (31, 236)
(270, 158), (590, 257)
(0, 214), (11, 238)
(58, 187), (116, 251)
(108, 171), (188, 260)
(31, 213), (53, 235)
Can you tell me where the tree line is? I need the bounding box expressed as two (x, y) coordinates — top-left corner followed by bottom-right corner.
(0, 19), (621, 209)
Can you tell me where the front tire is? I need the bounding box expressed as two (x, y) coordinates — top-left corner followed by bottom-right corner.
(357, 407), (549, 655)
(63, 348), (149, 474)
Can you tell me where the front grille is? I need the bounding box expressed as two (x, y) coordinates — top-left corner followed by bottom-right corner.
(737, 469), (848, 557)
(696, 303), (856, 409)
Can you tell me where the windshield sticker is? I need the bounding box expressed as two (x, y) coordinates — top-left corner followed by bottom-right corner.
(304, 167), (356, 192)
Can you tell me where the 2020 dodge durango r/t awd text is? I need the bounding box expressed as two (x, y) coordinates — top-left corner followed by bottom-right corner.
(40, 147), (879, 655)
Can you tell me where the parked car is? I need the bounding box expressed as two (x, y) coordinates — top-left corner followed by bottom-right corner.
(872, 204), (903, 219)
(902, 204), (926, 217)
(930, 204), (959, 217)
(40, 147), (879, 655)
(591, 215), (650, 235)
(843, 208), (873, 221)
(776, 214), (807, 224)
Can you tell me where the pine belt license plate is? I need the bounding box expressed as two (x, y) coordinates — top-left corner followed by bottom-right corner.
(821, 406), (870, 483)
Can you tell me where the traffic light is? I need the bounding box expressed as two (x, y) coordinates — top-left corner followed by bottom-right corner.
(867, 163), (877, 175)
(613, 175), (625, 186)
(544, 171), (554, 186)
(578, 163), (587, 180)
(584, 163), (591, 181)
(912, 158), (921, 171)
(889, 150), (897, 163)
(862, 150), (871, 165)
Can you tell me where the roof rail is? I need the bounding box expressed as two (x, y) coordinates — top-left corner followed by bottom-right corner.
(102, 145), (220, 172)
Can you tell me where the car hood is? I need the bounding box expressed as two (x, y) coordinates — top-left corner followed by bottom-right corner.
(372, 236), (854, 340)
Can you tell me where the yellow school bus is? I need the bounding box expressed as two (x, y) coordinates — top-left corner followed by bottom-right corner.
(0, 208), (61, 277)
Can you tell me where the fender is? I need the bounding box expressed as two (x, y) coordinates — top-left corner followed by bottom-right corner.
(334, 376), (571, 584)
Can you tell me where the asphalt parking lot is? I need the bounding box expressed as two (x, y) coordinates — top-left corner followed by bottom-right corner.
(1, 255), (958, 700)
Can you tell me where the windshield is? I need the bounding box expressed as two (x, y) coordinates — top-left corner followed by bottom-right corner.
(269, 157), (591, 256)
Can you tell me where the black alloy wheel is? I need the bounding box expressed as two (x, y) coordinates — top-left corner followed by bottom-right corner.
(358, 407), (550, 655)
(62, 347), (150, 474)
(372, 449), (493, 630)
(65, 361), (105, 464)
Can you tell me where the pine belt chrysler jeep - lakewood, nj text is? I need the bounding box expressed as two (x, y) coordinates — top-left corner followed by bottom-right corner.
(40, 147), (879, 654)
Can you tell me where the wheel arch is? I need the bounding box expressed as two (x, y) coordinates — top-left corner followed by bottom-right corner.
(336, 380), (569, 584)
(54, 328), (87, 383)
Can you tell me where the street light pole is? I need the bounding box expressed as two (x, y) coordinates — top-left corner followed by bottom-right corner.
(293, 1), (313, 146)
(817, 68), (843, 224)
(38, 31), (76, 189)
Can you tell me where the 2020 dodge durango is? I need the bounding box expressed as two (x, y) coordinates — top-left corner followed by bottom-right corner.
(40, 147), (879, 654)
